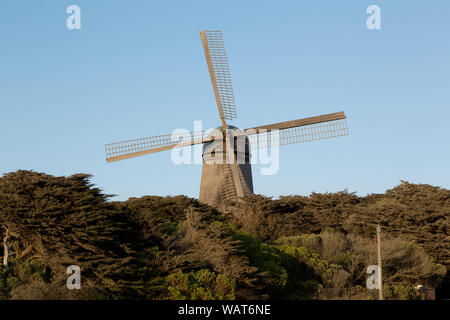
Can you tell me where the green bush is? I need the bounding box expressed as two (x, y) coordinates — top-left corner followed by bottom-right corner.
(165, 270), (236, 300)
(384, 284), (422, 300)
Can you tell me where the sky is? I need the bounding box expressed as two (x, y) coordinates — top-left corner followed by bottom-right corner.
(0, 0), (449, 201)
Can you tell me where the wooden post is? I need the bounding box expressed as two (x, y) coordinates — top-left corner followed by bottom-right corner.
(2, 227), (10, 272)
(376, 224), (383, 300)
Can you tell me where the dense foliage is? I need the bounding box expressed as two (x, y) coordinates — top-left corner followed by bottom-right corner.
(0, 171), (448, 299)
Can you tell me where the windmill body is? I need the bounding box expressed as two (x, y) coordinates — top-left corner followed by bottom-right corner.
(199, 126), (253, 209)
(105, 31), (349, 210)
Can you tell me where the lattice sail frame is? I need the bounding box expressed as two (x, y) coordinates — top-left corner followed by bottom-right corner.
(105, 112), (348, 162)
(200, 30), (237, 122)
(244, 112), (349, 149)
(105, 131), (211, 162)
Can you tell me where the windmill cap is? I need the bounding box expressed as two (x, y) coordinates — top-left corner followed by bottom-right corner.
(203, 126), (251, 155)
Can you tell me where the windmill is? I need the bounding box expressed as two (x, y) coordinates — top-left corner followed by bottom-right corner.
(105, 30), (349, 210)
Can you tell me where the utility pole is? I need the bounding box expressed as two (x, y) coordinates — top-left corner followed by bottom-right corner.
(2, 226), (11, 272)
(376, 224), (383, 300)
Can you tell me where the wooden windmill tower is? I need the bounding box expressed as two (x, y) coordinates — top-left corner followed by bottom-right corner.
(105, 30), (349, 210)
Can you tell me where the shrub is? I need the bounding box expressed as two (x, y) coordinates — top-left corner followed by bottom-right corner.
(165, 270), (236, 300)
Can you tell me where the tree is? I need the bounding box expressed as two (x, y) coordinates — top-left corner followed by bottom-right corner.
(0, 170), (143, 297)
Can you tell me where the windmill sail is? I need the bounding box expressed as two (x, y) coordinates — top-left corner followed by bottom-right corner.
(244, 111), (348, 149)
(217, 164), (238, 202)
(200, 30), (237, 126)
(105, 131), (213, 162)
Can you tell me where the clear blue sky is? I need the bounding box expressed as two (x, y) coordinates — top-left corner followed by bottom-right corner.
(1, 1), (449, 200)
